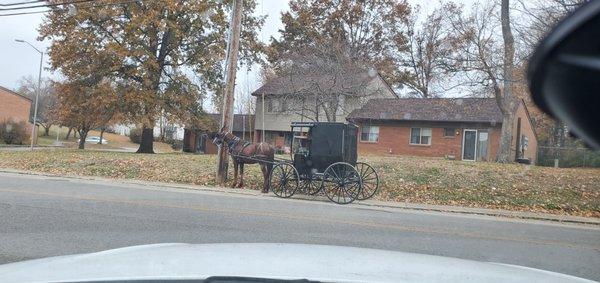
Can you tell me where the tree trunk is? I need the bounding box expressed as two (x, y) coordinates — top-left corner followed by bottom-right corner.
(43, 125), (50, 136)
(98, 128), (105, 144)
(498, 112), (515, 162)
(65, 127), (73, 140)
(78, 130), (88, 149)
(497, 0), (516, 163)
(136, 126), (155, 153)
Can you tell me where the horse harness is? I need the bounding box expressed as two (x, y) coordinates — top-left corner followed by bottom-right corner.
(217, 133), (271, 162)
(226, 135), (251, 156)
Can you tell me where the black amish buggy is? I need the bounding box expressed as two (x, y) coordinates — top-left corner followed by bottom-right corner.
(266, 122), (379, 204)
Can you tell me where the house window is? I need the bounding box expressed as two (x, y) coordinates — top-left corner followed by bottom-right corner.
(410, 127), (432, 145)
(444, 128), (455, 137)
(267, 99), (275, 112)
(360, 126), (379, 142)
(280, 99), (288, 112)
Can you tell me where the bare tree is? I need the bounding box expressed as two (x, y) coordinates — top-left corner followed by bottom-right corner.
(512, 0), (589, 57)
(447, 1), (518, 162)
(17, 77), (58, 137)
(499, 0), (517, 163)
(401, 4), (467, 98)
(261, 44), (387, 123)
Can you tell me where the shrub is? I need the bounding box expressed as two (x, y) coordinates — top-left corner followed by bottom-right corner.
(0, 120), (30, 145)
(129, 127), (142, 144)
(165, 137), (183, 151)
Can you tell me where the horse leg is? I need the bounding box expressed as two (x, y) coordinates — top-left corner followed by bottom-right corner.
(260, 164), (269, 193)
(237, 163), (245, 188)
(232, 159), (238, 188)
(265, 163), (273, 193)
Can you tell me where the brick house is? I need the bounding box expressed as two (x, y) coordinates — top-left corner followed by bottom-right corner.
(347, 98), (538, 162)
(252, 70), (397, 149)
(0, 86), (36, 142)
(183, 114), (254, 154)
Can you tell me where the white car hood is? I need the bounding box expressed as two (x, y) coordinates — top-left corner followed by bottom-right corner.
(0, 243), (594, 283)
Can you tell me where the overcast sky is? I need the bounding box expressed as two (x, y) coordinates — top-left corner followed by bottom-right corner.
(0, 0), (467, 108)
(0, 0), (288, 92)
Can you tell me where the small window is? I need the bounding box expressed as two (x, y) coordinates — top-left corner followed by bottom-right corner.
(410, 127), (432, 145)
(280, 99), (288, 112)
(267, 99), (275, 112)
(360, 126), (379, 142)
(444, 128), (455, 137)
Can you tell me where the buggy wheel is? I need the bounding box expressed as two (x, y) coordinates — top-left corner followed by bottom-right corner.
(355, 162), (379, 200)
(301, 176), (322, 196)
(322, 162), (361, 204)
(269, 163), (299, 198)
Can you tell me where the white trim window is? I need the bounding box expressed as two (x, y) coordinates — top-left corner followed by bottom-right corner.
(360, 126), (379, 142)
(410, 127), (432, 145)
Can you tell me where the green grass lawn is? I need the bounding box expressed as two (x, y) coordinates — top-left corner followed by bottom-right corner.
(0, 149), (598, 217)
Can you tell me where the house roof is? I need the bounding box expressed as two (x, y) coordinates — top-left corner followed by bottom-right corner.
(252, 71), (394, 97)
(0, 85), (32, 102)
(208, 114), (254, 132)
(347, 98), (504, 124)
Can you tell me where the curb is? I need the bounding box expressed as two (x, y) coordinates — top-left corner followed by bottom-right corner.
(1, 169), (598, 226)
(356, 201), (600, 226)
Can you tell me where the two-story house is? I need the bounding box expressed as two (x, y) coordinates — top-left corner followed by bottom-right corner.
(252, 70), (397, 149)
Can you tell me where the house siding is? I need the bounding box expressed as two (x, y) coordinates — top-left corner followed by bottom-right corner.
(253, 76), (396, 134)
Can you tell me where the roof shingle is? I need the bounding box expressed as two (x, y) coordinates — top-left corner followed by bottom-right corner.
(347, 98), (504, 124)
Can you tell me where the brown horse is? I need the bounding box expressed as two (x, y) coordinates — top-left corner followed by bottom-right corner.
(211, 127), (275, 192)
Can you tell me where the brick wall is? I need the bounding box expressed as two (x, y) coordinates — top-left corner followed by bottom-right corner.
(0, 87), (34, 140)
(511, 102), (538, 162)
(356, 121), (503, 161)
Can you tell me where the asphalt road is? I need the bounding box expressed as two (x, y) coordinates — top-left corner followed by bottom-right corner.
(1, 172), (599, 281)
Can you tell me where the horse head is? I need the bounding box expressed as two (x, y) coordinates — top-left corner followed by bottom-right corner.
(210, 126), (231, 146)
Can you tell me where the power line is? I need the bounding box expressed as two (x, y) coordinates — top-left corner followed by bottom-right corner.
(0, 0), (99, 11)
(0, 0), (45, 7)
(0, 0), (140, 16)
(0, 9), (46, 16)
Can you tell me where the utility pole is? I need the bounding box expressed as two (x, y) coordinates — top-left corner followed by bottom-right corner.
(15, 39), (43, 151)
(216, 0), (244, 184)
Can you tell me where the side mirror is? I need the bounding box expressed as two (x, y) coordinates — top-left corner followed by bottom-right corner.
(528, 1), (600, 149)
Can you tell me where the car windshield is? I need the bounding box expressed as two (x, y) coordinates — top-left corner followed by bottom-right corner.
(0, 0), (598, 282)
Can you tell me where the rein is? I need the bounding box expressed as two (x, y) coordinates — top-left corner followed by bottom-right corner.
(225, 135), (250, 156)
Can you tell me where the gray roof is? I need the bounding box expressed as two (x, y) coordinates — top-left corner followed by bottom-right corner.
(252, 71), (393, 97)
(209, 114), (254, 132)
(347, 98), (504, 124)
